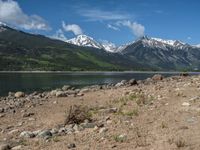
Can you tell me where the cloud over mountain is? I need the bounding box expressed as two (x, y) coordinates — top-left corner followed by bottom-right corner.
(0, 0), (50, 30)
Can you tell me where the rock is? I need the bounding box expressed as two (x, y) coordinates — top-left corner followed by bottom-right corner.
(8, 129), (19, 135)
(0, 144), (10, 150)
(67, 143), (76, 149)
(55, 91), (67, 97)
(19, 131), (35, 138)
(180, 73), (189, 77)
(128, 79), (137, 86)
(8, 92), (14, 97)
(50, 128), (58, 135)
(121, 80), (127, 85)
(37, 130), (52, 138)
(100, 107), (117, 114)
(22, 112), (34, 118)
(152, 74), (163, 81)
(80, 88), (89, 93)
(11, 145), (22, 150)
(182, 102), (190, 106)
(80, 122), (96, 129)
(62, 85), (71, 91)
(0, 108), (4, 113)
(99, 127), (108, 133)
(115, 80), (127, 87)
(14, 92), (25, 98)
(115, 82), (123, 87)
(50, 90), (57, 96)
(73, 124), (84, 132)
(65, 90), (76, 95)
(77, 93), (84, 96)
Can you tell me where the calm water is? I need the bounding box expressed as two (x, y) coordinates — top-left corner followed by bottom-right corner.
(0, 72), (196, 96)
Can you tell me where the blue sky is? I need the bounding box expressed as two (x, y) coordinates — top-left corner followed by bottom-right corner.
(0, 0), (200, 45)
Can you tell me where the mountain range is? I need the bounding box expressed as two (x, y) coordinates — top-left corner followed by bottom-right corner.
(0, 22), (200, 71)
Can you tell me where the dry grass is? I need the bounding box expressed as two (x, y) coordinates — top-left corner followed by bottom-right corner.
(64, 105), (92, 125)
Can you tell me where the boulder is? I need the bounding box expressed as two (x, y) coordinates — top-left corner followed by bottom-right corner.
(14, 92), (25, 98)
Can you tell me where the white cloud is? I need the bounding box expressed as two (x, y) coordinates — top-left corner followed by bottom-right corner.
(62, 21), (83, 35)
(0, 0), (50, 30)
(51, 29), (68, 42)
(78, 9), (130, 21)
(107, 24), (120, 31)
(117, 20), (145, 37)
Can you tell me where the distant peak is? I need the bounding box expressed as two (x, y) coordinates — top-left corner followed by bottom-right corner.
(0, 21), (7, 27)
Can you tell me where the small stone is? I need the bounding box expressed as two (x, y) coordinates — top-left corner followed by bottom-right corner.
(99, 127), (108, 133)
(56, 91), (66, 97)
(128, 79), (137, 86)
(20, 131), (35, 138)
(22, 112), (34, 118)
(67, 143), (76, 149)
(62, 85), (71, 91)
(8, 129), (19, 135)
(0, 108), (4, 113)
(80, 122), (95, 129)
(182, 102), (190, 106)
(11, 145), (22, 150)
(0, 144), (10, 150)
(152, 74), (163, 81)
(77, 93), (84, 96)
(50, 128), (58, 135)
(80, 88), (89, 93)
(37, 130), (52, 138)
(14, 92), (25, 98)
(53, 101), (57, 104)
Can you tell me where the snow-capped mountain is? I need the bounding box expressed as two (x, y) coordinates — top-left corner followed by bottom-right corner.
(67, 34), (120, 53)
(0, 22), (7, 32)
(195, 44), (200, 48)
(101, 41), (117, 53)
(135, 36), (189, 50)
(67, 35), (104, 49)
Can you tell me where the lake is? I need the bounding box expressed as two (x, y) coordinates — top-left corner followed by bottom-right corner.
(0, 72), (196, 96)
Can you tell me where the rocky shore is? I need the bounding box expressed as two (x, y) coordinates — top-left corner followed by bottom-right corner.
(1, 73), (200, 150)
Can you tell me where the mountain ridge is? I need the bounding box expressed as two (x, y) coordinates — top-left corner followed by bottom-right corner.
(1, 23), (200, 71)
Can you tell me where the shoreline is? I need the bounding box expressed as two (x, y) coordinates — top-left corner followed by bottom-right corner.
(0, 70), (199, 74)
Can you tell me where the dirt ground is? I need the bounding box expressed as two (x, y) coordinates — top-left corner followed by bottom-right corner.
(1, 75), (200, 150)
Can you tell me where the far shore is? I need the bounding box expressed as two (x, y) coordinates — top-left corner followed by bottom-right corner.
(0, 70), (199, 74)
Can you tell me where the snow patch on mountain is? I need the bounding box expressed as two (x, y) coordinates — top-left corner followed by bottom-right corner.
(0, 21), (7, 32)
(67, 35), (103, 49)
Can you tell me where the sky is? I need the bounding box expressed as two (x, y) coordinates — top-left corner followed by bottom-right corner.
(0, 0), (200, 46)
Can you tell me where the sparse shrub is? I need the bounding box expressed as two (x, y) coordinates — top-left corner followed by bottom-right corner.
(136, 94), (147, 106)
(161, 121), (168, 128)
(113, 134), (127, 142)
(64, 105), (92, 125)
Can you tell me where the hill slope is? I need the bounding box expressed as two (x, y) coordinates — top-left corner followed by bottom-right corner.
(0, 25), (144, 71)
